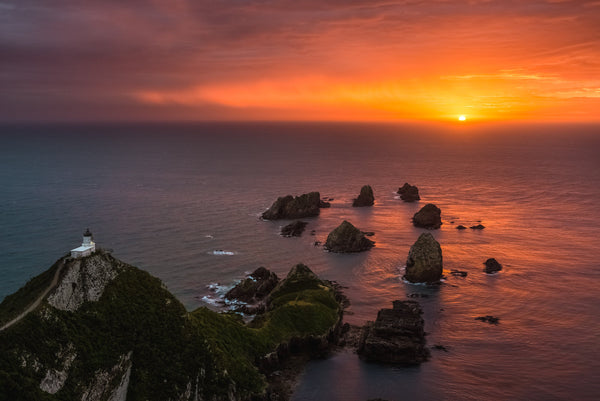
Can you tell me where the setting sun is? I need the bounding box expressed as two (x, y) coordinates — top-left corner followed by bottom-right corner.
(459, 115), (466, 121)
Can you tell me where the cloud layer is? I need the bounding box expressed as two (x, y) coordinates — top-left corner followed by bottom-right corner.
(1, 0), (599, 121)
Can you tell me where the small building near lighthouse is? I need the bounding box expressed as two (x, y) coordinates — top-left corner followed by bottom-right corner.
(71, 228), (96, 258)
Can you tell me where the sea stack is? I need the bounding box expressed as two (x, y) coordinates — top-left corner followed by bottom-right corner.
(397, 183), (420, 202)
(412, 203), (442, 229)
(352, 185), (375, 207)
(324, 220), (375, 253)
(404, 233), (443, 283)
(358, 300), (429, 364)
(262, 192), (324, 220)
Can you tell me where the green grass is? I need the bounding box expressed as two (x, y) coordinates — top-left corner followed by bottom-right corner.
(0, 258), (341, 401)
(0, 256), (67, 326)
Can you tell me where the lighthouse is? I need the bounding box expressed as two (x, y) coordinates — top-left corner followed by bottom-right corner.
(70, 228), (96, 258)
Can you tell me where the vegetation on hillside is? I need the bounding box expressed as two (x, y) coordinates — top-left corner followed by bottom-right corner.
(0, 254), (340, 401)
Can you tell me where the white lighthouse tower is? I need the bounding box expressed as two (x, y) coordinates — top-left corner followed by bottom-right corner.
(70, 228), (96, 258)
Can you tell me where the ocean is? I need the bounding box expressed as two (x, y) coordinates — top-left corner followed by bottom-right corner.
(1, 122), (599, 400)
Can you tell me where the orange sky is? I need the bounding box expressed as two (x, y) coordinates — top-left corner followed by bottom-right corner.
(1, 0), (599, 122)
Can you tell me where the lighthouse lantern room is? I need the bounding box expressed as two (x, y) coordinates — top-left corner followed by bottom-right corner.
(71, 228), (96, 258)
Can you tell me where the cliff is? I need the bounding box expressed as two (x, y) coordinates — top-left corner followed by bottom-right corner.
(0, 252), (342, 401)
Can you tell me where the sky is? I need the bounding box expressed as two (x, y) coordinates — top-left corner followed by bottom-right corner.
(1, 0), (599, 123)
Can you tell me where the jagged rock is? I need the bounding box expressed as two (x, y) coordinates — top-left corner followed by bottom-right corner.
(225, 267), (279, 303)
(352, 185), (375, 207)
(262, 192), (325, 220)
(358, 300), (429, 364)
(412, 203), (442, 229)
(470, 224), (485, 230)
(280, 221), (308, 237)
(324, 220), (374, 253)
(397, 183), (420, 202)
(47, 252), (123, 312)
(456, 225), (467, 230)
(80, 351), (132, 401)
(39, 344), (76, 394)
(483, 258), (503, 274)
(404, 233), (443, 283)
(475, 315), (500, 324)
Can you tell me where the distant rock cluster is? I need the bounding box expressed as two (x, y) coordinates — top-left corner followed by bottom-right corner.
(258, 182), (509, 371)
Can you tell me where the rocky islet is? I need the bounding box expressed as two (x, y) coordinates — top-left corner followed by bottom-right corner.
(412, 203), (442, 229)
(324, 220), (375, 253)
(397, 183), (420, 202)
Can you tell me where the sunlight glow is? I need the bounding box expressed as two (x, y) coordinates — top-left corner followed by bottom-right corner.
(459, 115), (466, 121)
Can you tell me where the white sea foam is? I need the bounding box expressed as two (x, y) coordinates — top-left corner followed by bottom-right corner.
(200, 295), (220, 306)
(209, 250), (236, 256)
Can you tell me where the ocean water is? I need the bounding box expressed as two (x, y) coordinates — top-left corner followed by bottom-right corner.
(1, 122), (599, 400)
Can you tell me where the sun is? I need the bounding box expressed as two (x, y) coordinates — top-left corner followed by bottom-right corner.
(458, 115), (466, 121)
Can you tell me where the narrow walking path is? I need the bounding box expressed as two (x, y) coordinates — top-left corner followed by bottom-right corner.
(0, 259), (66, 331)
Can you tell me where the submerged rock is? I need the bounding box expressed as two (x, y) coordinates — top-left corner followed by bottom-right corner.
(433, 344), (449, 352)
(483, 258), (503, 274)
(404, 233), (443, 284)
(412, 203), (442, 229)
(352, 185), (375, 207)
(456, 225), (467, 230)
(324, 220), (375, 253)
(319, 199), (331, 208)
(470, 224), (486, 230)
(475, 315), (500, 325)
(280, 221), (308, 237)
(225, 267), (279, 303)
(262, 192), (325, 220)
(397, 183), (420, 202)
(450, 270), (468, 277)
(358, 300), (429, 364)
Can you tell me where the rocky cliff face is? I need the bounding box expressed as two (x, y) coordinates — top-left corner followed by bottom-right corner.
(39, 344), (77, 394)
(0, 253), (343, 401)
(225, 267), (280, 304)
(47, 253), (123, 311)
(80, 351), (132, 401)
